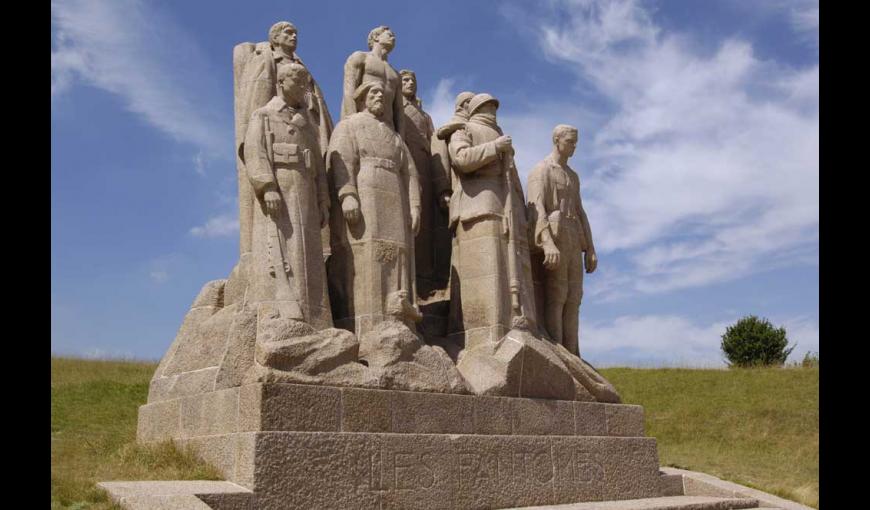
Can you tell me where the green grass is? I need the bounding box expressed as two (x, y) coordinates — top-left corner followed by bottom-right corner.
(50, 357), (222, 510)
(600, 367), (819, 509)
(51, 357), (818, 509)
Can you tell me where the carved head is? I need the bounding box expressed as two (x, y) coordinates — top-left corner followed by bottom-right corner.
(367, 25), (395, 52)
(467, 93), (500, 121)
(399, 69), (417, 98)
(269, 21), (298, 53)
(455, 91), (475, 119)
(354, 80), (386, 117)
(276, 63), (310, 104)
(552, 124), (579, 158)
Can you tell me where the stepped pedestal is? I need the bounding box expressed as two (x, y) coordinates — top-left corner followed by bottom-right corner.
(137, 382), (664, 509)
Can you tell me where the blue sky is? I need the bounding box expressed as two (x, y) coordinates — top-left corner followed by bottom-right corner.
(51, 0), (819, 366)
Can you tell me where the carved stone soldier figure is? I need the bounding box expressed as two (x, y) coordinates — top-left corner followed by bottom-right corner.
(398, 69), (441, 294)
(431, 91), (475, 212)
(446, 93), (537, 349)
(527, 124), (598, 356)
(243, 63), (332, 330)
(340, 26), (404, 136)
(234, 21), (333, 262)
(328, 80), (422, 336)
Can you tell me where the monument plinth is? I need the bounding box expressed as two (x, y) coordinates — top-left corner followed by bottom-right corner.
(138, 382), (663, 509)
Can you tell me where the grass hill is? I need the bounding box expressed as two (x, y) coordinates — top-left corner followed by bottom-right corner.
(50, 357), (818, 509)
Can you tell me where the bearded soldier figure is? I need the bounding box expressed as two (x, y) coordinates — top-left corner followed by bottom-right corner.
(446, 93), (537, 349)
(243, 63), (332, 330)
(527, 124), (598, 356)
(328, 80), (422, 336)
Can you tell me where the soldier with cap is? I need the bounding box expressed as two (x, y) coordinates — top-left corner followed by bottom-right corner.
(527, 124), (597, 356)
(242, 63), (332, 330)
(445, 93), (537, 349)
(327, 80), (422, 336)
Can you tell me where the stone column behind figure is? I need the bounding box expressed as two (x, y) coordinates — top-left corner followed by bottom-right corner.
(328, 80), (422, 336)
(446, 93), (537, 350)
(527, 124), (598, 356)
(242, 63), (333, 330)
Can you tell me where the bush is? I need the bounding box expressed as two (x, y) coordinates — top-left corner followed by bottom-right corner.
(721, 315), (795, 367)
(801, 351), (819, 368)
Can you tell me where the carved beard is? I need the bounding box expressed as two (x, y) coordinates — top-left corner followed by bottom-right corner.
(368, 100), (384, 117)
(473, 112), (498, 129)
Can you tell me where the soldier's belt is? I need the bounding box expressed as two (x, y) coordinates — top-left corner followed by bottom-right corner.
(272, 143), (312, 169)
(360, 156), (397, 173)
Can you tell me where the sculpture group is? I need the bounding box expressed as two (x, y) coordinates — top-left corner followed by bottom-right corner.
(162, 21), (618, 403)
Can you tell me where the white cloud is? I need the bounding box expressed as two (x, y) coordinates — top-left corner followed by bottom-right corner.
(583, 313), (818, 367)
(51, 0), (230, 160)
(149, 270), (169, 284)
(190, 213), (239, 238)
(500, 0), (818, 299)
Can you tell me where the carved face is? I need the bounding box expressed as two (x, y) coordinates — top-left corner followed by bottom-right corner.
(377, 29), (396, 51)
(476, 102), (498, 120)
(365, 85), (385, 116)
(279, 73), (306, 104)
(275, 26), (298, 52)
(556, 131), (578, 158)
(401, 74), (417, 98)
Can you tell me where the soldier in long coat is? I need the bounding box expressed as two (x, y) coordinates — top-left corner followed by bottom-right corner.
(234, 21), (333, 259)
(243, 63), (332, 330)
(446, 94), (537, 350)
(328, 80), (422, 336)
(527, 124), (598, 356)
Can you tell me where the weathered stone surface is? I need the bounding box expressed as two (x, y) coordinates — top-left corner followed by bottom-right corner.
(139, 384), (640, 441)
(574, 402), (607, 436)
(457, 328), (578, 400)
(505, 495), (761, 510)
(98, 481), (252, 510)
(512, 398), (574, 436)
(340, 387), (392, 432)
(255, 326), (358, 374)
(137, 398), (181, 443)
(553, 344), (622, 403)
(360, 319), (470, 394)
(605, 404), (645, 437)
(662, 467), (815, 510)
(180, 387), (240, 438)
(214, 304), (258, 390)
(235, 432), (662, 510)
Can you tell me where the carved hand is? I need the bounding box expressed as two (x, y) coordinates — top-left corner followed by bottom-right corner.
(585, 251), (598, 273)
(495, 135), (513, 155)
(411, 207), (421, 236)
(342, 195), (361, 225)
(543, 241), (561, 270)
(438, 191), (451, 212)
(264, 190), (281, 217)
(319, 202), (330, 228)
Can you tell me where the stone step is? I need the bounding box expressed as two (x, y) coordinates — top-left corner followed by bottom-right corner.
(97, 481), (253, 510)
(504, 495), (762, 510)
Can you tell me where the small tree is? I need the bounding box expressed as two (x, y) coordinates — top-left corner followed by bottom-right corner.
(721, 315), (795, 367)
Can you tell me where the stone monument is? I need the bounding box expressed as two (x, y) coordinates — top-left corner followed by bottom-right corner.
(101, 20), (776, 510)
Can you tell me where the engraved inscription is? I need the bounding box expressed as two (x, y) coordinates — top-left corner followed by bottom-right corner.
(459, 449), (554, 491)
